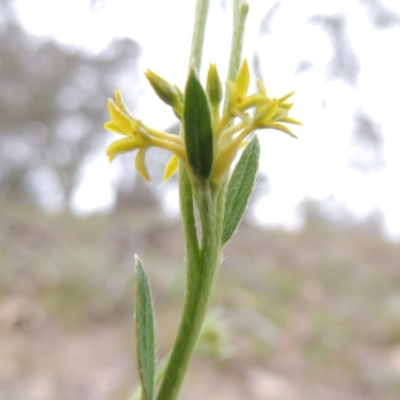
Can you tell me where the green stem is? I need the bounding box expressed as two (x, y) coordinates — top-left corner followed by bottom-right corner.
(156, 184), (222, 400)
(178, 0), (211, 263)
(227, 0), (249, 81)
(189, 0), (210, 71)
(156, 1), (249, 399)
(155, 1), (211, 399)
(224, 0), (249, 112)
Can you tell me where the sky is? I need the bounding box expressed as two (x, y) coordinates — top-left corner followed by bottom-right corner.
(15, 0), (400, 239)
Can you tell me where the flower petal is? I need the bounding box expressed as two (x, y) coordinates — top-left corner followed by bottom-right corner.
(115, 89), (135, 120)
(107, 137), (141, 162)
(272, 107), (289, 121)
(255, 78), (267, 96)
(163, 154), (179, 182)
(240, 94), (269, 110)
(135, 147), (151, 181)
(257, 99), (279, 124)
(280, 117), (303, 126)
(261, 122), (298, 138)
(104, 120), (129, 135)
(282, 104), (294, 113)
(107, 98), (133, 134)
(235, 59), (250, 99)
(278, 91), (295, 104)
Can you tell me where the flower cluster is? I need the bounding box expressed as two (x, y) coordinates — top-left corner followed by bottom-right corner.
(105, 90), (188, 181)
(104, 60), (301, 184)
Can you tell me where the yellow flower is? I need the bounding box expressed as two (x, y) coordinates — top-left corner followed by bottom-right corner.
(212, 61), (301, 183)
(105, 61), (301, 185)
(225, 60), (266, 117)
(104, 90), (187, 181)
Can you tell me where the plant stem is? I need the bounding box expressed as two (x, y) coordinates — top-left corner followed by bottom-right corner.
(189, 0), (210, 71)
(155, 1), (211, 399)
(178, 0), (210, 270)
(156, 183), (222, 400)
(156, 1), (249, 399)
(227, 0), (249, 81)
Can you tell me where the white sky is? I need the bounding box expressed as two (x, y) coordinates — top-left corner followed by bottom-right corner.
(15, 0), (400, 239)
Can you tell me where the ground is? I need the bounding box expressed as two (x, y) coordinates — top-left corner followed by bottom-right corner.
(1, 204), (400, 400)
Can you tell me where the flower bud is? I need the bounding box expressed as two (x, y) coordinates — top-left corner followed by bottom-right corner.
(206, 63), (222, 107)
(145, 69), (182, 109)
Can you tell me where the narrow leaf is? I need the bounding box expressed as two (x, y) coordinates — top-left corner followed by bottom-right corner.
(127, 354), (170, 400)
(184, 68), (214, 180)
(134, 256), (155, 400)
(222, 135), (260, 244)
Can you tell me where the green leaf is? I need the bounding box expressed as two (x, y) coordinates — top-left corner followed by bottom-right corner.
(222, 135), (260, 244)
(184, 67), (214, 180)
(127, 357), (169, 400)
(134, 256), (156, 400)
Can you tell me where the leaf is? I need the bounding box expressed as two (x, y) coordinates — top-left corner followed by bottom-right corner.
(183, 68), (214, 180)
(134, 256), (156, 400)
(222, 135), (260, 244)
(127, 354), (169, 400)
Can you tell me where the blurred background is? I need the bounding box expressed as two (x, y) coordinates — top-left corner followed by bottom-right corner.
(1, 0), (400, 399)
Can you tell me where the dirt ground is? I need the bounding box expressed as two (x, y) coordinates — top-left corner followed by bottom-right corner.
(2, 206), (400, 399)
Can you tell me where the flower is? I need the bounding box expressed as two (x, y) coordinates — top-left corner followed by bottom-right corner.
(104, 90), (187, 181)
(105, 61), (301, 185)
(212, 60), (301, 183)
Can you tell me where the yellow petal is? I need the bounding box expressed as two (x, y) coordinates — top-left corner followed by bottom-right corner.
(255, 78), (267, 96)
(280, 102), (293, 111)
(107, 99), (132, 134)
(240, 94), (268, 110)
(272, 107), (289, 121)
(106, 137), (141, 162)
(115, 89), (135, 120)
(257, 99), (279, 124)
(135, 147), (151, 181)
(278, 91), (295, 104)
(280, 117), (303, 126)
(235, 59), (250, 99)
(163, 154), (179, 182)
(262, 122), (298, 138)
(104, 120), (129, 135)
(213, 141), (240, 184)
